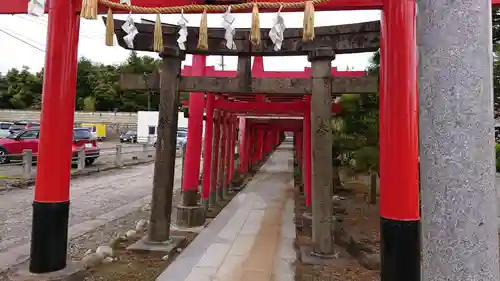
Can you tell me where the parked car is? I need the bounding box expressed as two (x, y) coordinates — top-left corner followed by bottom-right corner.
(9, 121), (40, 134)
(153, 130), (188, 149)
(80, 123), (107, 141)
(0, 122), (13, 138)
(120, 131), (138, 143)
(0, 128), (99, 165)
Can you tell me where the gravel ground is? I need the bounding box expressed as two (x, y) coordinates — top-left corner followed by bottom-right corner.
(294, 184), (380, 281)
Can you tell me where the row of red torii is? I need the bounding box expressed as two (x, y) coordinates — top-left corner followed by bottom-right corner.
(3, 0), (499, 281)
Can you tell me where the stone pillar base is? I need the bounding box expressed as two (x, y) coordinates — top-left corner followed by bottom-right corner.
(209, 191), (217, 206)
(9, 262), (84, 281)
(175, 205), (206, 228)
(216, 187), (223, 201)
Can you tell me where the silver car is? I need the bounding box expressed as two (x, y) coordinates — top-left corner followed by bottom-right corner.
(0, 122), (13, 138)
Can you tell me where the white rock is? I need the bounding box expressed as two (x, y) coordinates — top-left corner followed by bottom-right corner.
(84, 249), (92, 256)
(125, 230), (137, 238)
(176, 248), (183, 253)
(135, 219), (148, 233)
(162, 255), (169, 260)
(96, 246), (113, 258)
(333, 195), (345, 201)
(103, 257), (114, 264)
(81, 253), (104, 269)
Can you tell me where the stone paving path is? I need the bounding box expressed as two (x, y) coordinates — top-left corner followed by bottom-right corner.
(157, 143), (295, 281)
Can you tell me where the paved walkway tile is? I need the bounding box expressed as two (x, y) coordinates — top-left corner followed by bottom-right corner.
(156, 143), (296, 281)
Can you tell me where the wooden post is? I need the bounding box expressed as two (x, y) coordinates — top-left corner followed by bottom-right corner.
(308, 47), (335, 257)
(148, 48), (184, 242)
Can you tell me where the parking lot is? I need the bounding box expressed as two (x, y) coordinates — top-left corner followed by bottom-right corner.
(0, 141), (153, 179)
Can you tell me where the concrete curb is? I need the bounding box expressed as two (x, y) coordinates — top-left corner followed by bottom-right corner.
(1, 158), (156, 191)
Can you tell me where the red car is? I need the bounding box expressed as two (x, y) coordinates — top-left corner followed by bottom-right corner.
(0, 128), (100, 165)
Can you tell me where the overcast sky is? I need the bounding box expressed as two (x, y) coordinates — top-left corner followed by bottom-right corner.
(0, 10), (380, 74)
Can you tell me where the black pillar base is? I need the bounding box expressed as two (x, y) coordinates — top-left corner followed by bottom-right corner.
(380, 217), (420, 281)
(29, 201), (70, 274)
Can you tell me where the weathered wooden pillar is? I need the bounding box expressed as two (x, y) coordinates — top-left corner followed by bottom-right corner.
(304, 96), (312, 206)
(308, 47), (335, 257)
(418, 0), (499, 279)
(148, 48), (184, 242)
(209, 109), (221, 206)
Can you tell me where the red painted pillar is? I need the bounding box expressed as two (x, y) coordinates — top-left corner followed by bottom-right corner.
(226, 116), (235, 187)
(296, 131), (303, 169)
(211, 109), (221, 202)
(201, 94), (215, 207)
(248, 126), (255, 169)
(304, 96), (312, 206)
(245, 126), (252, 172)
(258, 130), (264, 161)
(182, 55), (206, 203)
(30, 0), (80, 273)
(229, 117), (237, 180)
(380, 1), (419, 280)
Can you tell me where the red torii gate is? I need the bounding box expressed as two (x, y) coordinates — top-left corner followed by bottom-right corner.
(1, 0), (499, 280)
(180, 57), (350, 215)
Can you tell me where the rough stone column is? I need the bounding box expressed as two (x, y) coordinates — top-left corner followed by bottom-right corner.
(308, 47), (335, 257)
(148, 48), (184, 242)
(418, 0), (500, 280)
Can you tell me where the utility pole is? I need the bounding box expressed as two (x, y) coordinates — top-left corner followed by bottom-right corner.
(218, 56), (226, 71)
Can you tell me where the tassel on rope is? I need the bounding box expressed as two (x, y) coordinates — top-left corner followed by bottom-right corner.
(302, 1), (315, 42)
(80, 0), (98, 20)
(250, 3), (261, 46)
(153, 14), (164, 53)
(105, 8), (115, 46)
(197, 10), (208, 50)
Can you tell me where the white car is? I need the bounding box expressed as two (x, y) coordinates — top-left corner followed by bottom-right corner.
(0, 122), (13, 138)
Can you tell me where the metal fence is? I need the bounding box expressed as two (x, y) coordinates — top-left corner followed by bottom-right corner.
(0, 144), (157, 181)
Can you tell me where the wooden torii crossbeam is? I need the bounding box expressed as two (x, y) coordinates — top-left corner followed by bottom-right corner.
(110, 18), (380, 56)
(120, 72), (378, 95)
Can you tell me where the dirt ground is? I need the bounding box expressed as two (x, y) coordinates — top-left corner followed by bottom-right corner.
(82, 171), (249, 281)
(293, 178), (380, 281)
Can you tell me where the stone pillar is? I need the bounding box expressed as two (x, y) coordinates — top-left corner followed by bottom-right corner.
(304, 96), (312, 206)
(148, 48), (184, 242)
(308, 47), (335, 257)
(418, 0), (499, 280)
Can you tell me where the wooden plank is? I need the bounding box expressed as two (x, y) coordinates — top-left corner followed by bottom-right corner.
(109, 18), (380, 56)
(120, 73), (378, 95)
